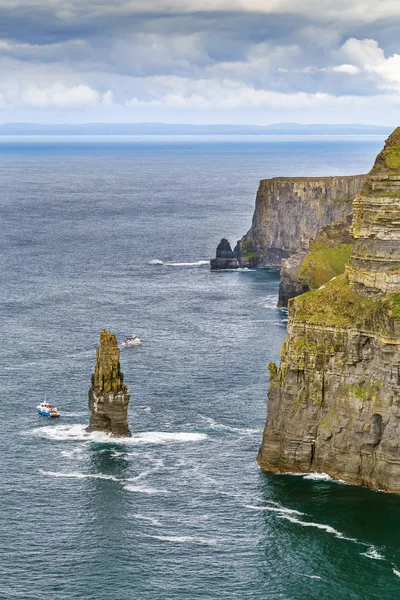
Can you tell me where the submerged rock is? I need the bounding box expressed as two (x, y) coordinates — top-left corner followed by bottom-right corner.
(210, 238), (239, 270)
(257, 129), (400, 492)
(86, 329), (131, 437)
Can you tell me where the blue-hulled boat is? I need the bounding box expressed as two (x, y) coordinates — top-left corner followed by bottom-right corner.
(37, 402), (60, 418)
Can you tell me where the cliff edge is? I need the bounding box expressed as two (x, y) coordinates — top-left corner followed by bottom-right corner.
(86, 330), (132, 437)
(240, 175), (365, 267)
(257, 129), (400, 492)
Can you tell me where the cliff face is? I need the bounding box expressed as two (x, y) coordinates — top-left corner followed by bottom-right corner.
(240, 175), (365, 267)
(87, 330), (131, 437)
(278, 215), (353, 306)
(257, 130), (400, 492)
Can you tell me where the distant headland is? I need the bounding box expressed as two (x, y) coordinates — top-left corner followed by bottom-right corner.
(0, 122), (392, 136)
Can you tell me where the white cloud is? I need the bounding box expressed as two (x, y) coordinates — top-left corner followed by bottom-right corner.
(341, 37), (400, 93)
(341, 38), (384, 67)
(125, 75), (389, 111)
(331, 64), (360, 74)
(21, 83), (101, 108)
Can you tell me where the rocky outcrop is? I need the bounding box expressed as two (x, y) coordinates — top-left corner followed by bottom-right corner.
(278, 215), (353, 306)
(240, 175), (365, 267)
(87, 330), (131, 437)
(278, 250), (310, 306)
(257, 129), (400, 492)
(210, 238), (239, 270)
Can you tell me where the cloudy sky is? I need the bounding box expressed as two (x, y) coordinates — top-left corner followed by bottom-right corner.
(1, 0), (400, 124)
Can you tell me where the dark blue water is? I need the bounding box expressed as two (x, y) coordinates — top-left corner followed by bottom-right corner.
(2, 135), (399, 600)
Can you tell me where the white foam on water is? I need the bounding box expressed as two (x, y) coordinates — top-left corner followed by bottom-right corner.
(303, 473), (333, 481)
(147, 535), (217, 546)
(262, 295), (279, 309)
(303, 575), (322, 580)
(393, 567), (400, 578)
(201, 416), (262, 435)
(127, 458), (164, 482)
(245, 504), (305, 516)
(40, 470), (119, 481)
(164, 260), (209, 267)
(278, 514), (359, 543)
(59, 412), (87, 417)
(361, 547), (385, 560)
(131, 514), (161, 526)
(124, 484), (168, 495)
(27, 424), (207, 445)
(60, 446), (85, 460)
(148, 259), (164, 265)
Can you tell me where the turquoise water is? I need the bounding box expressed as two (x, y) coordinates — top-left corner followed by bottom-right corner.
(2, 135), (399, 599)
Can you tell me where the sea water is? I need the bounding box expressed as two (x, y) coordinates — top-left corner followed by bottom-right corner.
(1, 135), (399, 600)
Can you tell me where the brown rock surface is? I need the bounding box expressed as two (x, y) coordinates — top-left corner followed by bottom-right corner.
(86, 330), (131, 437)
(257, 130), (400, 492)
(240, 175), (365, 267)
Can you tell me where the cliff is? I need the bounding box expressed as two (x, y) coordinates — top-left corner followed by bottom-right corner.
(257, 129), (400, 492)
(240, 175), (365, 267)
(278, 215), (353, 306)
(86, 330), (132, 437)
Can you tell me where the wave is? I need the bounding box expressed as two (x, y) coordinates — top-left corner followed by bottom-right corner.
(131, 513), (161, 526)
(40, 470), (119, 481)
(361, 547), (385, 560)
(200, 416), (262, 435)
(124, 484), (168, 495)
(164, 260), (209, 267)
(60, 446), (86, 459)
(277, 514), (359, 543)
(127, 458), (164, 482)
(27, 424), (207, 445)
(303, 473), (333, 481)
(303, 575), (321, 580)
(261, 294), (278, 308)
(393, 568), (400, 578)
(147, 535), (217, 546)
(245, 504), (304, 516)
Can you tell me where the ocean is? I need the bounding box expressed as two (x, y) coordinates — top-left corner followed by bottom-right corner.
(1, 134), (399, 600)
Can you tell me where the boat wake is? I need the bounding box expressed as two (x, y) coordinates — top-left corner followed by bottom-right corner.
(149, 259), (209, 267)
(200, 416), (262, 435)
(40, 470), (119, 481)
(27, 424), (207, 445)
(147, 534), (218, 546)
(246, 502), (386, 561)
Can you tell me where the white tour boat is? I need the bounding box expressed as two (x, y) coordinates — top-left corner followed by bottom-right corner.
(121, 335), (142, 347)
(37, 402), (60, 418)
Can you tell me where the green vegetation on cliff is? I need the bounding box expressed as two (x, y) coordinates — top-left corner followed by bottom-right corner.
(292, 274), (397, 330)
(296, 242), (352, 288)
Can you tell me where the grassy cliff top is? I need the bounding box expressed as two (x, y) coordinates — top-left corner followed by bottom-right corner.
(368, 127), (400, 177)
(292, 274), (399, 330)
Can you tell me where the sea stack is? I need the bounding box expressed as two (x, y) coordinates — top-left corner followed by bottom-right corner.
(210, 238), (239, 270)
(87, 329), (132, 437)
(257, 128), (400, 492)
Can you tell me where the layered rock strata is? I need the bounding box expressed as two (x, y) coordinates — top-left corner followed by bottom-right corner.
(257, 129), (400, 492)
(278, 215), (353, 306)
(87, 330), (131, 437)
(240, 175), (365, 267)
(210, 238), (239, 270)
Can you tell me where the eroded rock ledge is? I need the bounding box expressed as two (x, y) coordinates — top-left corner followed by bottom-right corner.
(87, 330), (131, 437)
(257, 129), (400, 493)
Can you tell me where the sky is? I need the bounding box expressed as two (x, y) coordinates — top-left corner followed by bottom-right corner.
(1, 0), (400, 124)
